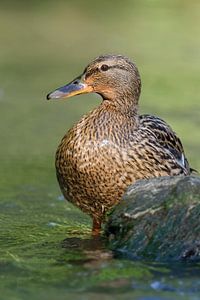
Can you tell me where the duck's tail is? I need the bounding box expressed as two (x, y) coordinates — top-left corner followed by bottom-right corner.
(190, 167), (199, 174)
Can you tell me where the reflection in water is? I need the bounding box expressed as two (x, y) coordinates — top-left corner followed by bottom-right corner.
(61, 236), (134, 294)
(61, 236), (113, 267)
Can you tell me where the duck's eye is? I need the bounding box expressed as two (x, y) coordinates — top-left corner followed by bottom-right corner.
(100, 64), (109, 71)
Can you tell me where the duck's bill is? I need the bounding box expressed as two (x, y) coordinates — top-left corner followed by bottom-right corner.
(47, 77), (93, 100)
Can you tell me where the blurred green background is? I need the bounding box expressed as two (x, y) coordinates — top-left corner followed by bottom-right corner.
(0, 1), (200, 298)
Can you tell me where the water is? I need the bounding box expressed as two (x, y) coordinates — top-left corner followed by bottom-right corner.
(0, 1), (200, 299)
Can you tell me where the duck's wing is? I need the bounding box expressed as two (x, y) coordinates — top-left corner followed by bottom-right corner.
(139, 114), (191, 175)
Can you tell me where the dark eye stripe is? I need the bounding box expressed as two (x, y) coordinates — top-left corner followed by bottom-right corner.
(85, 64), (127, 79)
(109, 65), (127, 71)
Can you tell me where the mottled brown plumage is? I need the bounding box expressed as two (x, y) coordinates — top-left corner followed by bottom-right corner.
(47, 54), (191, 235)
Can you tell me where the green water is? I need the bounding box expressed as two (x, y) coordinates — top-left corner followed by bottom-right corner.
(0, 1), (200, 299)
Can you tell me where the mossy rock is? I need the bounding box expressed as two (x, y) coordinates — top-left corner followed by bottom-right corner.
(105, 176), (200, 262)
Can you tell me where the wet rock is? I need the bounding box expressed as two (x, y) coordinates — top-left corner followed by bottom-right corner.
(105, 176), (200, 261)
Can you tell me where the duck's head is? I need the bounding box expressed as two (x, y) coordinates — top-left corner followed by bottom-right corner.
(47, 55), (141, 112)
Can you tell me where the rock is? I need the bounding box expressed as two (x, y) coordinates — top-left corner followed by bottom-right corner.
(105, 175), (200, 261)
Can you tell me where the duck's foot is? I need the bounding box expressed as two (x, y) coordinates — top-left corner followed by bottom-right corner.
(92, 218), (102, 236)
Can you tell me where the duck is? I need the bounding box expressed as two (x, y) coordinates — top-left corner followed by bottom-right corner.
(47, 54), (191, 235)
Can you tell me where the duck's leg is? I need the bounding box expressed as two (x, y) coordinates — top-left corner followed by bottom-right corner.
(92, 217), (102, 236)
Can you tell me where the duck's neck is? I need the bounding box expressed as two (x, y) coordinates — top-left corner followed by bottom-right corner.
(97, 99), (139, 130)
(102, 93), (139, 119)
(99, 86), (140, 119)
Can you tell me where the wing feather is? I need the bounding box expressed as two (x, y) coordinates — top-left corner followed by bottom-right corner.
(139, 114), (190, 174)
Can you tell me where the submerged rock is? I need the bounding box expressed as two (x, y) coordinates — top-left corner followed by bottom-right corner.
(105, 175), (200, 261)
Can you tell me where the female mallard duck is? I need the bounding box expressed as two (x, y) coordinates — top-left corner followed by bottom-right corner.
(47, 54), (191, 235)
